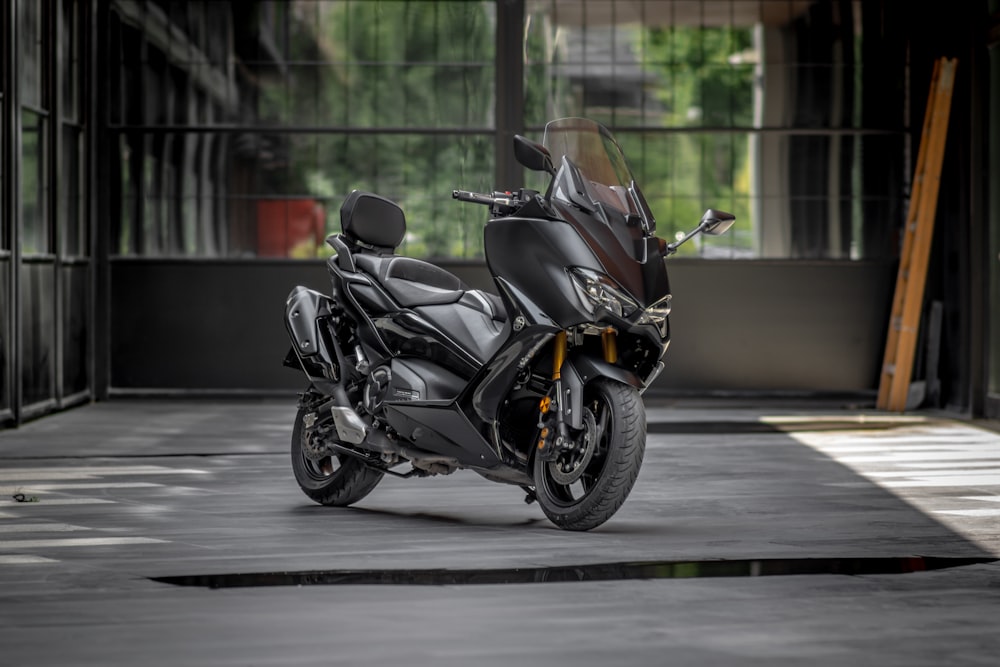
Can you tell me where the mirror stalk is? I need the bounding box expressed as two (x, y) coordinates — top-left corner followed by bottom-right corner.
(665, 221), (710, 255)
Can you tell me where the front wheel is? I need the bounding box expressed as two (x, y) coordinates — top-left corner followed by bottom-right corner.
(533, 379), (646, 531)
(291, 405), (384, 506)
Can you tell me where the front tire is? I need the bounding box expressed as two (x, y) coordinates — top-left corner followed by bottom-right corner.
(533, 379), (645, 531)
(291, 405), (384, 506)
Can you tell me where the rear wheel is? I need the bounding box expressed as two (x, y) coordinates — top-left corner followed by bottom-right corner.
(290, 405), (384, 506)
(533, 379), (645, 531)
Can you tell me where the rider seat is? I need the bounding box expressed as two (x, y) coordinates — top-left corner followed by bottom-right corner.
(334, 190), (507, 325)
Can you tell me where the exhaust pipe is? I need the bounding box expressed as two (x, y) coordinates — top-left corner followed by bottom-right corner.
(330, 406), (368, 444)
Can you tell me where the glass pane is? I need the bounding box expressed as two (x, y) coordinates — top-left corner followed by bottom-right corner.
(622, 131), (752, 258)
(0, 4), (3, 96)
(234, 132), (495, 258)
(117, 128), (201, 256)
(142, 134), (162, 254)
(525, 3), (757, 129)
(61, 0), (81, 122)
(110, 130), (494, 259)
(109, 14), (146, 127)
(0, 93), (4, 251)
(21, 263), (55, 406)
(990, 45), (1000, 397)
(21, 110), (49, 255)
(60, 125), (85, 256)
(117, 133), (138, 255)
(526, 2), (879, 131)
(142, 51), (165, 126)
(18, 0), (47, 110)
(0, 261), (8, 412)
(0, 0), (4, 249)
(62, 264), (89, 396)
(106, 1), (500, 259)
(204, 2), (230, 66)
(617, 130), (901, 260)
(250, 4), (496, 129)
(523, 0), (902, 260)
(179, 132), (200, 255)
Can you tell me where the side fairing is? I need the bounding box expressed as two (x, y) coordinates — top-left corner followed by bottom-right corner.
(553, 200), (671, 307)
(485, 217), (601, 329)
(484, 210), (671, 330)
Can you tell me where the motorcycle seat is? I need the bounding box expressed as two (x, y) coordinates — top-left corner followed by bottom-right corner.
(336, 190), (506, 323)
(354, 253), (464, 307)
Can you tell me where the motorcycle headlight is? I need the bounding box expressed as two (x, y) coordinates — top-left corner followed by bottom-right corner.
(637, 294), (672, 336)
(568, 268), (639, 319)
(638, 294), (672, 321)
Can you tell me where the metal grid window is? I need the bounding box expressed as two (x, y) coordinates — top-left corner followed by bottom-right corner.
(106, 0), (905, 261)
(0, 0), (7, 416)
(524, 0), (905, 259)
(3, 0), (92, 419)
(108, 0), (497, 259)
(20, 0), (50, 257)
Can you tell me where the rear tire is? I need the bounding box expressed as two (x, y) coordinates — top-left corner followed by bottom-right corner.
(291, 405), (384, 506)
(533, 379), (645, 531)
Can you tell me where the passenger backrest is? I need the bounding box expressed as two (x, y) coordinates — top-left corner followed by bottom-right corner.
(340, 190), (406, 252)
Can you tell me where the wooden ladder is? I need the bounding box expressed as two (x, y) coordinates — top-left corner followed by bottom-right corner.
(877, 57), (958, 412)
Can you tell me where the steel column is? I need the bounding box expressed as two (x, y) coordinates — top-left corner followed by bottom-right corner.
(494, 0), (524, 192)
(8, 0), (22, 425)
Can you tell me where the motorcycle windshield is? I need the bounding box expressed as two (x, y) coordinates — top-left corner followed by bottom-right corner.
(542, 117), (654, 230)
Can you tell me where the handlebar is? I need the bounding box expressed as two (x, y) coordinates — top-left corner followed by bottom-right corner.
(452, 189), (523, 217)
(452, 190), (500, 206)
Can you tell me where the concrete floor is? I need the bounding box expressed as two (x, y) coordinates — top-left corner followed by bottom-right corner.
(0, 398), (998, 666)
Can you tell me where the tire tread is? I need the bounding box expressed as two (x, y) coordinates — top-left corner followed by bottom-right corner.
(290, 406), (384, 507)
(534, 379), (646, 531)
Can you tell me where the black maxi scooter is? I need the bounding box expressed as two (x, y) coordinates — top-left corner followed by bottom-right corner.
(283, 117), (734, 530)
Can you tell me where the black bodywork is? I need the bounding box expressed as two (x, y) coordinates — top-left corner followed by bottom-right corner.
(284, 119), (676, 484)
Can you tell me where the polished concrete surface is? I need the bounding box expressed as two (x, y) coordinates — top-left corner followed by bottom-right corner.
(0, 399), (998, 666)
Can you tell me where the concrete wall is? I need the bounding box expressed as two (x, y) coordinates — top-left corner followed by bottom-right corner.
(109, 259), (894, 395)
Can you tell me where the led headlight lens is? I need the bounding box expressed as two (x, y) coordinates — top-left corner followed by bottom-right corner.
(638, 294), (672, 321)
(637, 294), (672, 336)
(568, 268), (639, 318)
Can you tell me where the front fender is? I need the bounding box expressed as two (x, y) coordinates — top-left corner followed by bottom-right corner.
(567, 352), (643, 389)
(559, 353), (642, 430)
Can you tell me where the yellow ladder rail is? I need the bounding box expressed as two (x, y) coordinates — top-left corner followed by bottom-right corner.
(877, 57), (958, 412)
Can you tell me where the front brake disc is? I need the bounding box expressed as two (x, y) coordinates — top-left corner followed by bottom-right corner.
(548, 409), (597, 485)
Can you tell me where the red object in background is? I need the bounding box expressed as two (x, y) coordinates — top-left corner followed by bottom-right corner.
(256, 199), (325, 257)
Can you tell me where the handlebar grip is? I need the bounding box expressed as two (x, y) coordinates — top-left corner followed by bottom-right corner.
(452, 190), (496, 206)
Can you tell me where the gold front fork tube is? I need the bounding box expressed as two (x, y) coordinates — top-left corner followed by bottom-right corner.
(552, 331), (568, 380)
(602, 327), (618, 364)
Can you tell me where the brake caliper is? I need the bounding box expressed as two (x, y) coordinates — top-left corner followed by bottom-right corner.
(536, 394), (559, 461)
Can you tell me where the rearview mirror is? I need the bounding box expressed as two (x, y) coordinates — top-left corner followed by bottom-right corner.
(513, 135), (556, 175)
(665, 209), (737, 254)
(701, 209), (736, 236)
